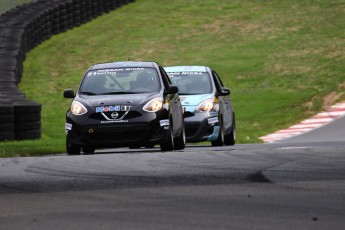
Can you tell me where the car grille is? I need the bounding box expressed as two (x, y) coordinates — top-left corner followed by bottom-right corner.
(89, 111), (142, 120)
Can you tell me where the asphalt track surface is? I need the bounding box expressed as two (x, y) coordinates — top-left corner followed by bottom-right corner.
(1, 117), (345, 230)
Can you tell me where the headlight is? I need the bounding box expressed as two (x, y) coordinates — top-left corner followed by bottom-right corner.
(196, 99), (214, 112)
(70, 101), (88, 115)
(143, 98), (163, 112)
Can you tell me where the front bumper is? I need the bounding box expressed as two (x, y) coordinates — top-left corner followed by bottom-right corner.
(184, 111), (219, 142)
(65, 111), (170, 148)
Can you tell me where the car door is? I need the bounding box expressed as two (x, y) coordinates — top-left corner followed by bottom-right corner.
(211, 69), (233, 133)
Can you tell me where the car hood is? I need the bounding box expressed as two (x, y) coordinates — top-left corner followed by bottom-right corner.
(77, 93), (160, 107)
(180, 94), (212, 106)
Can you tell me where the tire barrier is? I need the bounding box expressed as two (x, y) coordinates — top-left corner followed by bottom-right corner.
(0, 0), (136, 141)
(13, 100), (41, 140)
(0, 99), (15, 141)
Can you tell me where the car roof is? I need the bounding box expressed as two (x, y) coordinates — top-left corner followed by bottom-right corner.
(89, 61), (158, 70)
(164, 66), (208, 73)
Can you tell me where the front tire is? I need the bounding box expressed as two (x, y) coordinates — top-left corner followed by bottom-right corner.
(224, 117), (236, 146)
(66, 134), (81, 155)
(160, 123), (174, 151)
(174, 121), (185, 150)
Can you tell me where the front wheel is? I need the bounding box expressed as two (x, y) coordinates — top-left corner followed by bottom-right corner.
(174, 121), (185, 150)
(224, 118), (236, 146)
(66, 134), (81, 155)
(160, 124), (174, 151)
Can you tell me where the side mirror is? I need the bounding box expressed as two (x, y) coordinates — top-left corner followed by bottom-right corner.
(167, 85), (178, 94)
(217, 87), (230, 96)
(63, 89), (75, 98)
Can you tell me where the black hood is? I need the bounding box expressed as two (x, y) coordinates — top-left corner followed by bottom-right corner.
(76, 92), (161, 108)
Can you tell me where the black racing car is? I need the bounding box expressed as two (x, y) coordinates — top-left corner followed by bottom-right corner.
(63, 61), (185, 154)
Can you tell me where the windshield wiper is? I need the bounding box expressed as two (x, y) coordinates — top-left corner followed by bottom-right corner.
(101, 92), (138, 95)
(180, 92), (209, 95)
(179, 93), (199, 95)
(79, 91), (97, 95)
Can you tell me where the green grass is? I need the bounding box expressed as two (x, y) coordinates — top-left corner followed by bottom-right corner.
(1, 0), (345, 157)
(0, 0), (37, 15)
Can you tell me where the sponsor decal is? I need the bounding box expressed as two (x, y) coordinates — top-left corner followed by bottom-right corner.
(65, 123), (72, 130)
(208, 117), (219, 125)
(167, 72), (203, 77)
(160, 119), (170, 127)
(88, 68), (146, 77)
(182, 72), (203, 75)
(101, 120), (129, 124)
(96, 105), (131, 113)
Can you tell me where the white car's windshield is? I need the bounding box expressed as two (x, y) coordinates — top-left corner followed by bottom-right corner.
(167, 72), (212, 95)
(79, 67), (160, 95)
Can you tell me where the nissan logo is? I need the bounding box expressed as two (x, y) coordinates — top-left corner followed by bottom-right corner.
(111, 112), (119, 119)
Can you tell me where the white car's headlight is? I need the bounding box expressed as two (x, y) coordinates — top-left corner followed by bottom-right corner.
(196, 99), (214, 112)
(143, 98), (163, 112)
(70, 101), (88, 115)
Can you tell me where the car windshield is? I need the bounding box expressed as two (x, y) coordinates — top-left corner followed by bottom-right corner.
(79, 67), (161, 95)
(167, 72), (212, 95)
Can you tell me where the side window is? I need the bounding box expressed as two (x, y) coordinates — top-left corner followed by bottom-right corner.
(211, 70), (223, 91)
(159, 66), (172, 89)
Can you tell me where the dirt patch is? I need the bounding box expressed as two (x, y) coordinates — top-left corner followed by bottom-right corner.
(303, 83), (345, 114)
(322, 92), (343, 110)
(322, 82), (345, 110)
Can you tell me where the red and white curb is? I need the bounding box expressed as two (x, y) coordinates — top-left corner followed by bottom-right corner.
(259, 101), (345, 143)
